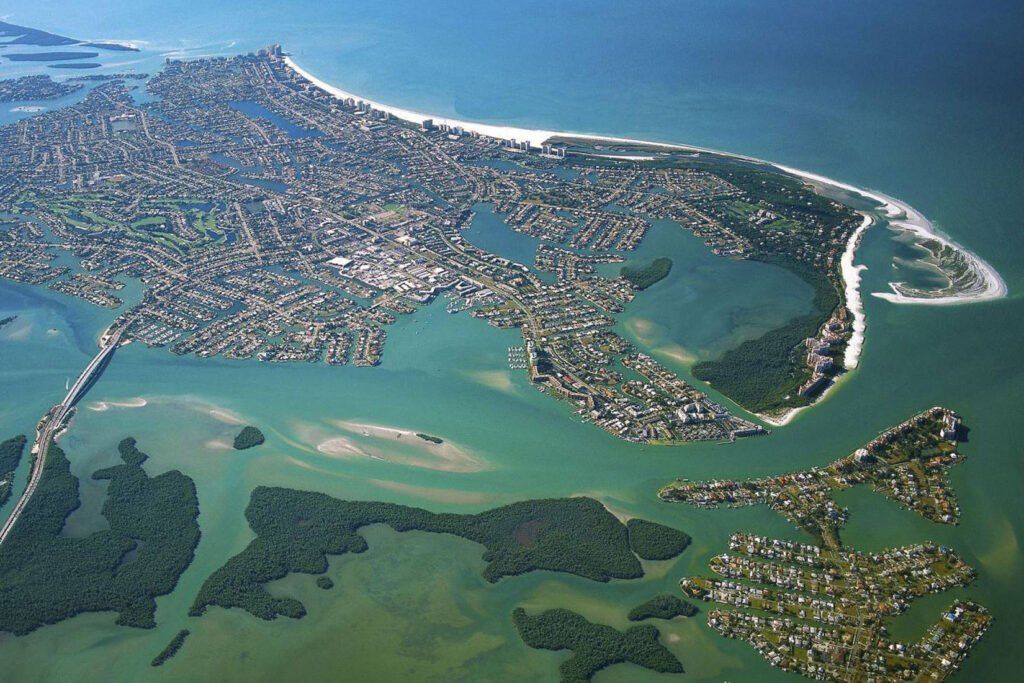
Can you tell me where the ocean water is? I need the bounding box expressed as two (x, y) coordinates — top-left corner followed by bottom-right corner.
(0, 1), (1022, 681)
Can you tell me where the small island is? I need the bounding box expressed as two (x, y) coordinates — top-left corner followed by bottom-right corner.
(48, 63), (102, 70)
(626, 518), (691, 560)
(4, 51), (100, 62)
(232, 426), (265, 450)
(151, 629), (190, 667)
(620, 257), (672, 290)
(414, 432), (443, 444)
(315, 576), (333, 590)
(628, 594), (697, 621)
(512, 607), (683, 682)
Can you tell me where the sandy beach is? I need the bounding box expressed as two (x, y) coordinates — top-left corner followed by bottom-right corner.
(841, 213), (873, 369)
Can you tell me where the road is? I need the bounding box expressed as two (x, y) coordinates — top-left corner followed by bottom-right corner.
(0, 327), (124, 548)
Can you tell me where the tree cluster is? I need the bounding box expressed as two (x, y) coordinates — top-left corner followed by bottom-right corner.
(512, 607), (683, 682)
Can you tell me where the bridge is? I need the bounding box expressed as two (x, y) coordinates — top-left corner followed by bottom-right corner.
(0, 327), (124, 548)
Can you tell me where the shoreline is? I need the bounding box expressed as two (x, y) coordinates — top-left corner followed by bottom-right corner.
(284, 55), (1006, 309)
(841, 212), (873, 369)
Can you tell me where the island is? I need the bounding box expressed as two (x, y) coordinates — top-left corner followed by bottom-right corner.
(0, 437), (200, 635)
(0, 46), (878, 444)
(4, 51), (101, 62)
(627, 594), (698, 621)
(415, 432), (443, 444)
(620, 257), (672, 290)
(151, 629), (190, 667)
(0, 44), (1002, 445)
(512, 607), (683, 682)
(48, 63), (103, 71)
(662, 408), (992, 681)
(190, 491), (688, 620)
(232, 425), (265, 450)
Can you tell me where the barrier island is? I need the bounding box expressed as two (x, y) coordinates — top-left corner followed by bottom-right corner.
(0, 46), (889, 442)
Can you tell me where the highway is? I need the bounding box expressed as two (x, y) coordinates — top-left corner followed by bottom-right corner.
(0, 327), (124, 548)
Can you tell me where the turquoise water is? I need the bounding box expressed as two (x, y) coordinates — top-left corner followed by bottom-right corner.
(1, 1), (1022, 680)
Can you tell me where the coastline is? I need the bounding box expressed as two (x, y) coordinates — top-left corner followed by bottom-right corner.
(773, 166), (1007, 306)
(284, 55), (1005, 309)
(841, 213), (873, 369)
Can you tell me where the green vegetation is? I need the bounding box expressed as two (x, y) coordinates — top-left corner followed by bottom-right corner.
(692, 258), (841, 412)
(0, 438), (200, 634)
(233, 426), (265, 450)
(620, 257), (672, 290)
(626, 518), (691, 560)
(628, 594), (697, 621)
(415, 432), (443, 444)
(191, 491), (647, 620)
(14, 190), (230, 255)
(315, 575), (333, 590)
(0, 435), (26, 506)
(512, 607), (683, 682)
(151, 629), (190, 667)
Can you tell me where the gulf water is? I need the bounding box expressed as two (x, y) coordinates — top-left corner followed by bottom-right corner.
(0, 1), (1022, 680)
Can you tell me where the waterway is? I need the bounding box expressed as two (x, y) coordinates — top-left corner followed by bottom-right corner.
(0, 1), (1022, 681)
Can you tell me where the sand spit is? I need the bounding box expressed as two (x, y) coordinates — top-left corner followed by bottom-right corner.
(775, 166), (1007, 306)
(87, 397), (148, 412)
(463, 369), (517, 394)
(328, 419), (488, 473)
